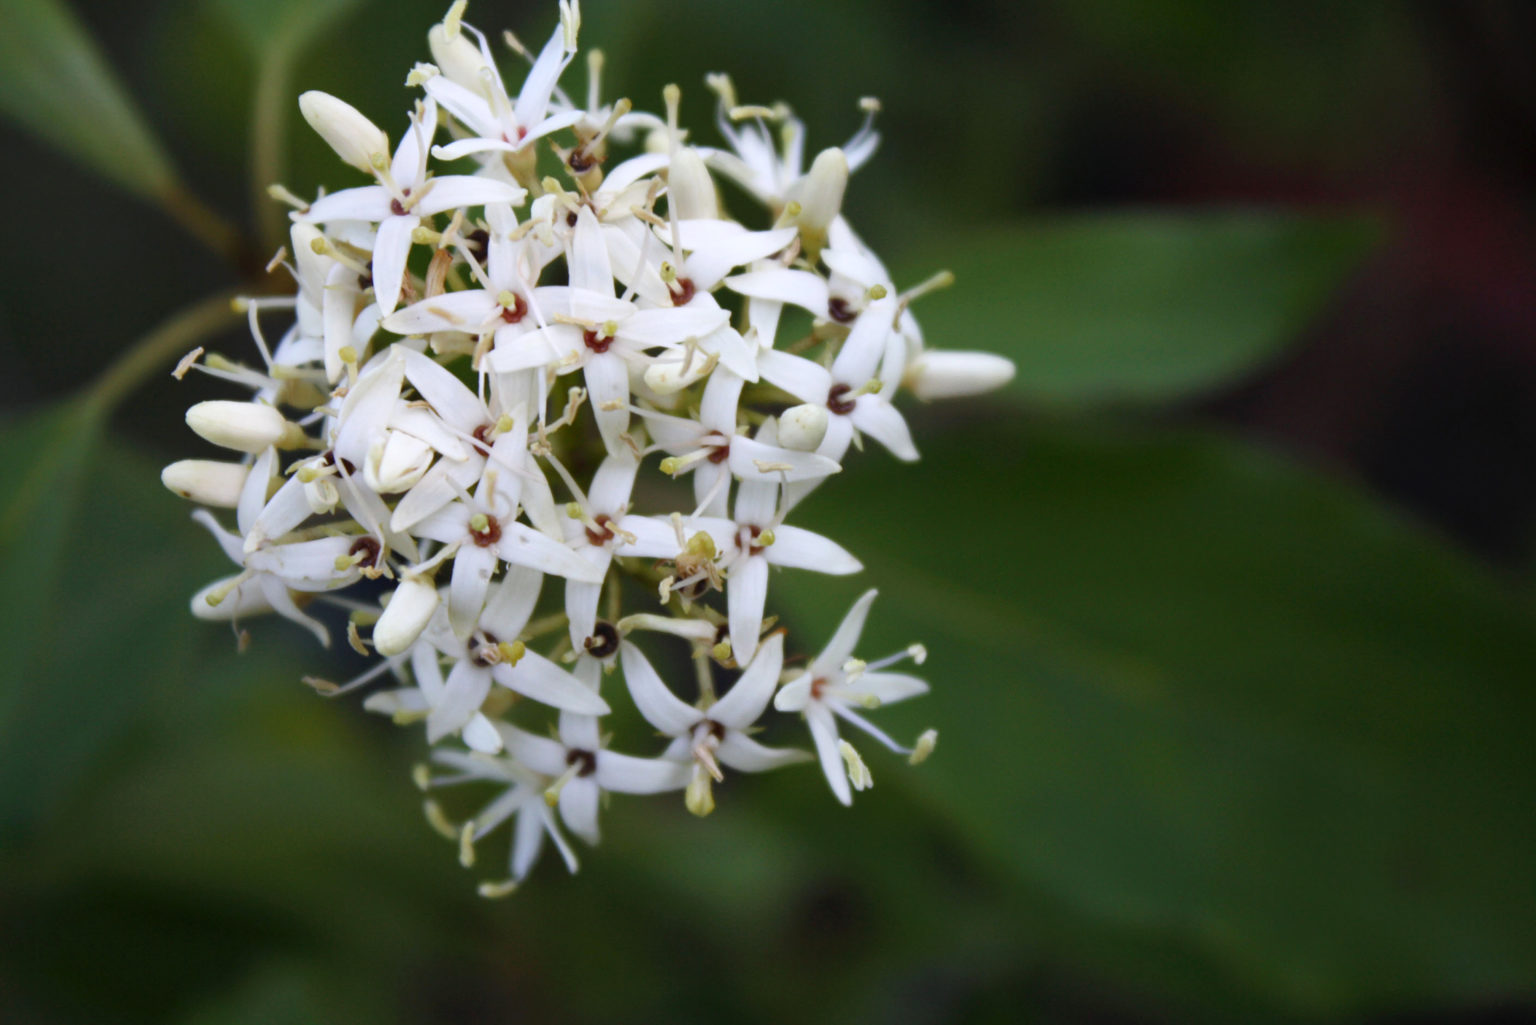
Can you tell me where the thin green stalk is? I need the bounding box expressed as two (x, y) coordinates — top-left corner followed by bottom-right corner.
(85, 290), (243, 415)
(249, 37), (296, 256)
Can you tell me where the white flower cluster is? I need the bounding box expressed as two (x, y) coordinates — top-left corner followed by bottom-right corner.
(163, 1), (1014, 893)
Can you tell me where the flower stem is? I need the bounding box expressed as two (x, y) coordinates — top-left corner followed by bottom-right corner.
(85, 291), (243, 416)
(250, 39), (295, 256)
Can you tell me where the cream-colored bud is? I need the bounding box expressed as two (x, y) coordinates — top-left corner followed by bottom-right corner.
(667, 147), (718, 221)
(365, 431), (434, 493)
(904, 350), (1016, 401)
(777, 403), (828, 452)
(161, 459), (249, 507)
(298, 91), (389, 174)
(786, 147), (847, 259)
(186, 401), (302, 454)
(374, 576), (440, 656)
(428, 22), (490, 89)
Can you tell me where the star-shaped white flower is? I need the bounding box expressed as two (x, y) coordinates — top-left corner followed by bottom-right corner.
(621, 634), (808, 815)
(774, 589), (930, 805)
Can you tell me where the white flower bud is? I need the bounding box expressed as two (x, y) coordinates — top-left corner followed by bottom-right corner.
(374, 576), (440, 656)
(786, 147), (847, 258)
(366, 431), (435, 493)
(643, 354), (714, 395)
(161, 459), (250, 507)
(903, 350), (1016, 401)
(428, 22), (491, 90)
(667, 147), (718, 221)
(299, 91), (389, 174)
(186, 401), (303, 454)
(777, 403), (828, 452)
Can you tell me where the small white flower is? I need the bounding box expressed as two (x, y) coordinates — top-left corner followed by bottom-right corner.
(774, 589), (929, 806)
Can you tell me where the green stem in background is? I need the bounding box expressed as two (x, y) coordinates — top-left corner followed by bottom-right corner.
(158, 182), (246, 268)
(84, 290), (244, 416)
(249, 34), (296, 257)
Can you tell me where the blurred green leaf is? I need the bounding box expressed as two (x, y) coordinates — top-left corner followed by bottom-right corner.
(779, 414), (1536, 1015)
(0, 0), (177, 199)
(904, 212), (1378, 405)
(204, 0), (364, 54)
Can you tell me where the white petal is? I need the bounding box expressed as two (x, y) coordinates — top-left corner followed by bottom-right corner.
(594, 751), (691, 794)
(830, 295), (896, 387)
(849, 670), (930, 706)
(727, 436), (840, 484)
(559, 778), (601, 845)
(582, 353), (630, 455)
(851, 397), (919, 462)
(371, 214), (416, 315)
(620, 641), (699, 737)
(757, 349), (831, 405)
(384, 290), (498, 336)
(569, 207), (614, 296)
(497, 521), (605, 582)
(462, 712), (504, 753)
(564, 579), (602, 651)
(813, 589), (878, 678)
(414, 176), (527, 217)
(427, 659), (491, 742)
(499, 724), (569, 776)
(494, 651), (611, 714)
(725, 269), (829, 314)
(617, 306), (729, 347)
(448, 543), (497, 639)
(806, 704), (851, 806)
(717, 731), (811, 773)
(765, 525), (862, 574)
(709, 632), (783, 728)
(727, 554), (769, 665)
(303, 185), (391, 224)
(480, 564), (544, 639)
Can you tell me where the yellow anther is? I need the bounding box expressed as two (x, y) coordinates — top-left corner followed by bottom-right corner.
(309, 237), (329, 255)
(685, 531), (717, 560)
(685, 765), (715, 817)
(710, 639), (732, 663)
(867, 283), (888, 301)
(295, 464), (321, 483)
(497, 289), (518, 308)
(755, 528), (775, 547)
(443, 0), (467, 37)
(411, 763), (432, 791)
(423, 799), (457, 840)
(469, 513), (490, 533)
(658, 456), (680, 476)
(909, 729), (938, 766)
(411, 225), (442, 245)
(839, 741), (873, 791)
(458, 822), (477, 867)
(497, 640), (526, 666)
(338, 345), (359, 365)
(600, 320), (618, 337)
(478, 879), (519, 899)
(659, 261), (678, 284)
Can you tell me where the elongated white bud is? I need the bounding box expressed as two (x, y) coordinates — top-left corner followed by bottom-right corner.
(667, 147), (717, 221)
(299, 91), (389, 174)
(777, 403), (828, 452)
(428, 22), (491, 90)
(374, 576), (440, 656)
(904, 350), (1016, 400)
(786, 147), (847, 259)
(161, 459), (250, 507)
(366, 431), (434, 493)
(186, 401), (304, 453)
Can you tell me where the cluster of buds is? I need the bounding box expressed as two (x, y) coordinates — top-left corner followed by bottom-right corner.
(164, 0), (1014, 893)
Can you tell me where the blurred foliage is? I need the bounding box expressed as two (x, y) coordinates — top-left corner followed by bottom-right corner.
(0, 0), (1531, 1023)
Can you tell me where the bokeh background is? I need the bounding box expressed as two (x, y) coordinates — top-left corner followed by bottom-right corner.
(2, 0), (1535, 1022)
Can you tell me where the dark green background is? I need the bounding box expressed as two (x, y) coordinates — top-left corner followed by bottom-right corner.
(3, 1), (1534, 1022)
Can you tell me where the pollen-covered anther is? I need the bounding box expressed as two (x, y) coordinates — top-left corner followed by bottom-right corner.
(908, 729), (938, 766)
(458, 822), (477, 868)
(478, 879), (519, 900)
(839, 741), (873, 792)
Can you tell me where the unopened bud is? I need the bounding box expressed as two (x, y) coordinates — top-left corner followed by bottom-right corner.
(685, 763), (715, 817)
(428, 20), (490, 89)
(366, 431), (434, 494)
(161, 459), (250, 507)
(667, 147), (718, 221)
(776, 403), (828, 452)
(903, 350), (1016, 401)
(786, 147), (847, 259)
(298, 91), (389, 175)
(373, 576), (440, 656)
(186, 400), (303, 453)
